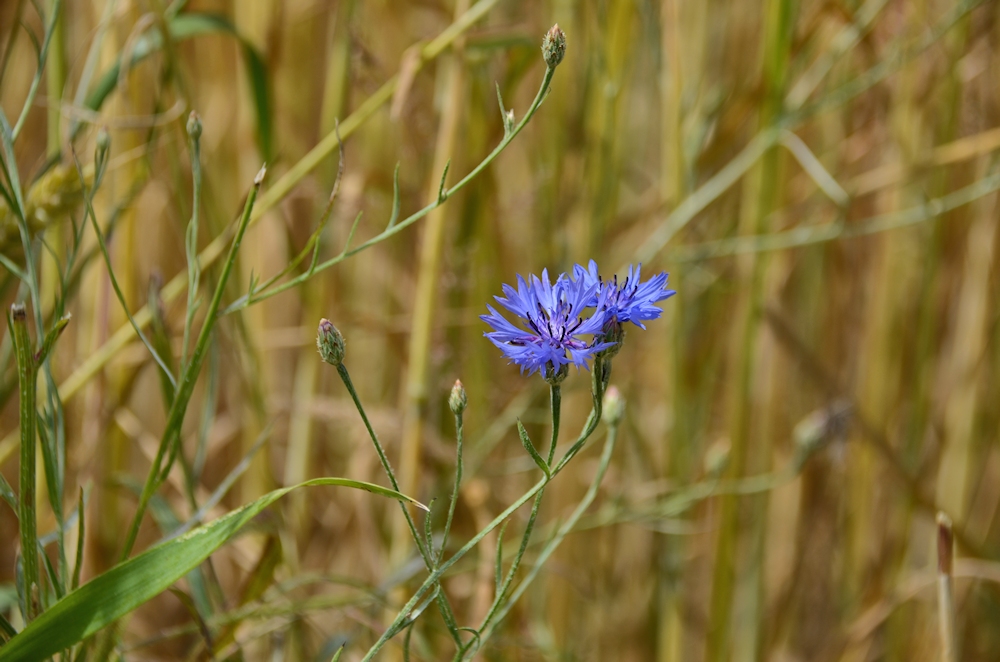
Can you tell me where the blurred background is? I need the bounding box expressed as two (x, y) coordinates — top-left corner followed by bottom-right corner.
(2, 0), (1000, 659)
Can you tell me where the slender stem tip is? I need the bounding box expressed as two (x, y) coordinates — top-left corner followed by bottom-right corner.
(937, 511), (953, 575)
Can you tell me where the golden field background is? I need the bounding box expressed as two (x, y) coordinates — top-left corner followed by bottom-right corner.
(2, 0), (1000, 659)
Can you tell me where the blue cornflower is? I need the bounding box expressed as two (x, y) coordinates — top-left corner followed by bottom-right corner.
(572, 260), (675, 330)
(481, 269), (614, 379)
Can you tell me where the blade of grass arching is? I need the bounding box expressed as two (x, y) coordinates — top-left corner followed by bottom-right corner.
(52, 0), (508, 408)
(120, 166), (265, 561)
(0, 477), (427, 662)
(78, 13), (272, 156)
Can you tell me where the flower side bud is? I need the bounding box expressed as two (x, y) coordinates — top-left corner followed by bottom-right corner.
(316, 318), (345, 366)
(542, 24), (566, 68)
(602, 385), (624, 425)
(449, 379), (468, 415)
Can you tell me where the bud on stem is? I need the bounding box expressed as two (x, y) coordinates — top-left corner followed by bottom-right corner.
(542, 24), (566, 69)
(317, 318), (346, 366)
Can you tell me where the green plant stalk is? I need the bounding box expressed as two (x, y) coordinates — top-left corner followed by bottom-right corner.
(479, 402), (621, 650)
(365, 380), (604, 662)
(334, 362), (463, 647)
(395, 0), (468, 572)
(45, 0), (66, 160)
(459, 384), (563, 659)
(51, 0), (507, 408)
(232, 64), (558, 312)
(11, 0), (63, 141)
(120, 167), (264, 561)
(10, 305), (38, 621)
(182, 120), (203, 372)
(438, 410), (464, 566)
(75, 152), (178, 391)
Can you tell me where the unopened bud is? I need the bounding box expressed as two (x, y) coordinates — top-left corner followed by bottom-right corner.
(316, 318), (345, 366)
(449, 379), (468, 415)
(186, 111), (203, 140)
(602, 385), (624, 425)
(96, 127), (111, 155)
(542, 24), (566, 69)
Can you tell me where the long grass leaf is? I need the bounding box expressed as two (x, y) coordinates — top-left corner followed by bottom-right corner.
(0, 477), (425, 661)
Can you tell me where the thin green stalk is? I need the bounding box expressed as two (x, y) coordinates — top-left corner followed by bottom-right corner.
(11, 0), (63, 141)
(438, 410), (464, 566)
(120, 166), (266, 561)
(479, 399), (622, 649)
(365, 380), (603, 662)
(334, 362), (463, 647)
(181, 113), (203, 372)
(475, 385), (561, 638)
(10, 304), (38, 622)
(231, 64), (558, 313)
(74, 140), (177, 391)
(50, 0), (510, 408)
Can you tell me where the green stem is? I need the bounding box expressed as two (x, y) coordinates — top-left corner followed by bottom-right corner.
(368, 379), (603, 662)
(120, 166), (265, 561)
(10, 304), (38, 621)
(438, 411), (464, 566)
(11, 0), (63, 141)
(334, 362), (463, 647)
(480, 408), (621, 648)
(230, 66), (558, 312)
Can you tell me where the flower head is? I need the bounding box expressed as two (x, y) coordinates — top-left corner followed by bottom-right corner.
(481, 269), (613, 380)
(573, 260), (675, 330)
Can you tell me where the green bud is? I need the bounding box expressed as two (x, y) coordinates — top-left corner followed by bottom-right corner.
(316, 318), (345, 366)
(95, 127), (111, 155)
(602, 385), (624, 425)
(542, 24), (566, 69)
(449, 379), (468, 415)
(186, 111), (203, 140)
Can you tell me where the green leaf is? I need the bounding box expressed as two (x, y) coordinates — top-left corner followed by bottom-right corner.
(516, 420), (550, 479)
(0, 478), (425, 661)
(82, 13), (272, 160)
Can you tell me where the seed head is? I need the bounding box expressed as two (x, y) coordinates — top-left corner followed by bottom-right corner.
(542, 24), (566, 68)
(316, 318), (345, 366)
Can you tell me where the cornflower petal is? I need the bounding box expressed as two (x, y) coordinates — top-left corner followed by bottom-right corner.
(482, 269), (610, 377)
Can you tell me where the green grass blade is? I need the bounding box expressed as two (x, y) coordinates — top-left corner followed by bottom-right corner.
(82, 13), (271, 156)
(0, 477), (425, 661)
